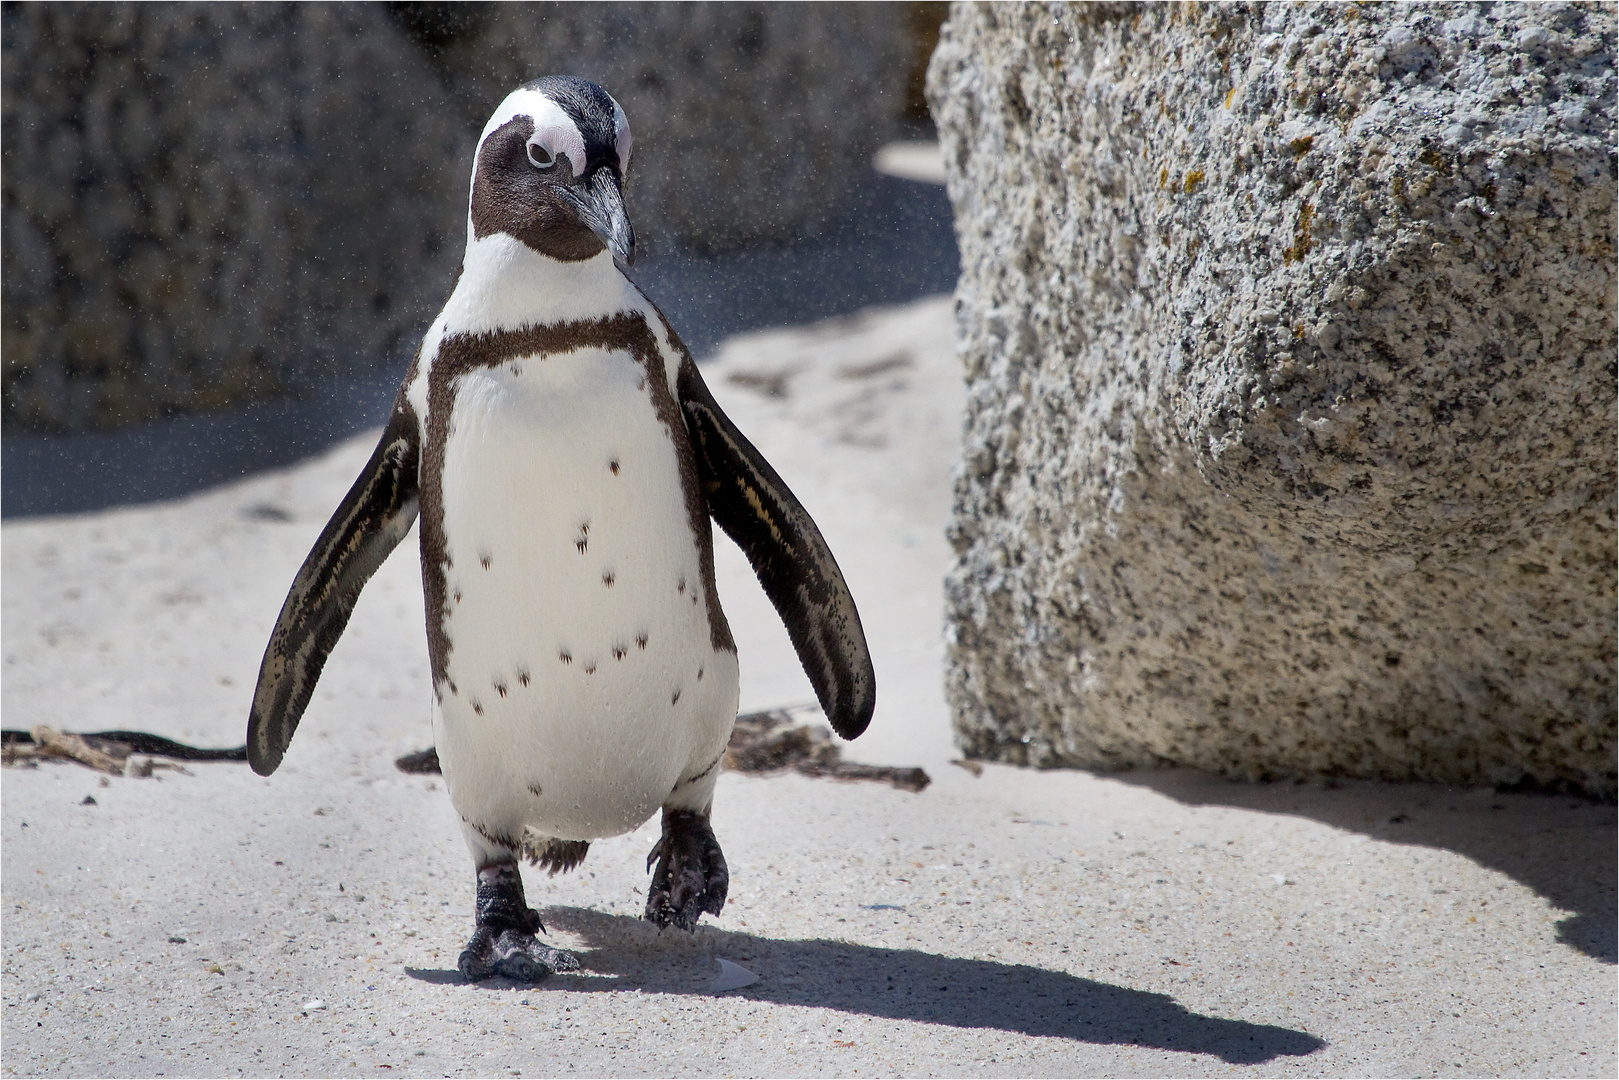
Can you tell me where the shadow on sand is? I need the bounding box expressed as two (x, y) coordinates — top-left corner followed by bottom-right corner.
(1107, 768), (1617, 964)
(408, 908), (1326, 1066)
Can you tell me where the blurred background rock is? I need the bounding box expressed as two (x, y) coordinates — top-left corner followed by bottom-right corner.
(2, 2), (947, 436)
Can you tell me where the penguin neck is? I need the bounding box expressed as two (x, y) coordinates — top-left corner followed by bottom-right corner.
(438, 233), (636, 336)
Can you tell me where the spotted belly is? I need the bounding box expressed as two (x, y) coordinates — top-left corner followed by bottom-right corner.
(425, 345), (738, 842)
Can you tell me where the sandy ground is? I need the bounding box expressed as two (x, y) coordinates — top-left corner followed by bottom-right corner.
(3, 296), (1615, 1078)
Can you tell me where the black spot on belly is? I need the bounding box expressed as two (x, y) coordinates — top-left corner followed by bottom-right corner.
(584, 663), (596, 675)
(636, 633), (648, 650)
(454, 589), (463, 604)
(479, 551), (492, 570)
(472, 699), (484, 716)
(609, 459), (621, 475)
(697, 665), (704, 681)
(558, 651), (572, 665)
(576, 522), (590, 553)
(670, 688), (682, 705)
(527, 783), (542, 797)
(677, 577), (686, 595)
(495, 680), (508, 698)
(602, 571), (615, 587)
(518, 668), (531, 686)
(612, 645), (626, 661)
(512, 363), (523, 376)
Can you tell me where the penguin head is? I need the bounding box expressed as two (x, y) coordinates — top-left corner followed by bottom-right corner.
(469, 76), (635, 267)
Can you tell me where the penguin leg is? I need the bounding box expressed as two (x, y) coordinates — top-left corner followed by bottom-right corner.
(644, 807), (729, 930)
(457, 859), (579, 982)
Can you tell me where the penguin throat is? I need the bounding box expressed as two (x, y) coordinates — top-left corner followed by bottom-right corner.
(448, 237), (631, 333)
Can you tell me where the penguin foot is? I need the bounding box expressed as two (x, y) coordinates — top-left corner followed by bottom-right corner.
(458, 925), (578, 983)
(644, 808), (728, 930)
(458, 860), (577, 982)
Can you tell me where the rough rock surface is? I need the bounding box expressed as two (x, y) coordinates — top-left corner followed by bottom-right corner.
(2, 3), (917, 433)
(929, 2), (1616, 795)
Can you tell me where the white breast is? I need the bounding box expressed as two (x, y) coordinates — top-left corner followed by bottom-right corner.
(430, 342), (738, 841)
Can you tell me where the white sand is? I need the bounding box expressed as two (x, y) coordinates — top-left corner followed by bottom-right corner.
(4, 296), (1614, 1077)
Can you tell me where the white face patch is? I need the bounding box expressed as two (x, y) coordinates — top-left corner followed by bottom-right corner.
(611, 96), (632, 175)
(478, 87), (587, 178)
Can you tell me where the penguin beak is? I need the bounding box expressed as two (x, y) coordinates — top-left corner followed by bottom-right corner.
(572, 168), (636, 268)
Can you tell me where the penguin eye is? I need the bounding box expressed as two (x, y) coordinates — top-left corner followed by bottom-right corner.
(526, 139), (556, 170)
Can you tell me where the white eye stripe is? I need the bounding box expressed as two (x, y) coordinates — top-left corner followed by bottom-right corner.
(479, 88), (587, 177)
(525, 120), (587, 177)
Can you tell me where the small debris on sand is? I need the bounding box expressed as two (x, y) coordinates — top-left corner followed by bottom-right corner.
(710, 958), (760, 992)
(3, 728), (233, 775)
(29, 726), (124, 774)
(725, 707), (931, 792)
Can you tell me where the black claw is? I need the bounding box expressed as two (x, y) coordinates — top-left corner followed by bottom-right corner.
(644, 808), (729, 930)
(458, 926), (499, 982)
(459, 861), (576, 982)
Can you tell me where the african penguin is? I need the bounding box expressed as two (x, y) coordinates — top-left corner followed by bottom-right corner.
(246, 76), (875, 982)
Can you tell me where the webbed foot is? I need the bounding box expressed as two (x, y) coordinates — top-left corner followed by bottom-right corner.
(644, 808), (728, 930)
(458, 925), (578, 982)
(457, 861), (578, 982)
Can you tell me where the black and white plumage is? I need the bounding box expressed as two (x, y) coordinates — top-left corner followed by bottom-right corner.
(246, 76), (875, 982)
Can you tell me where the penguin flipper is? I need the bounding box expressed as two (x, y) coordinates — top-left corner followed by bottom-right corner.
(247, 399), (421, 775)
(676, 359), (876, 740)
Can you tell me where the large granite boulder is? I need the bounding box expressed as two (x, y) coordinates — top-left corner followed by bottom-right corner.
(2, 3), (920, 433)
(929, 2), (1616, 795)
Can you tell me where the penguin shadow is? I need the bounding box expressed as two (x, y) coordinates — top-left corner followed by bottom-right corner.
(406, 907), (1325, 1066)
